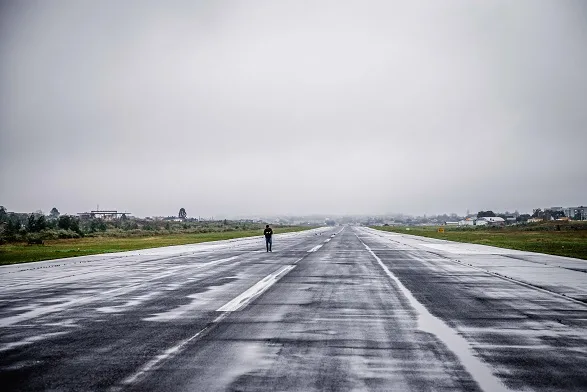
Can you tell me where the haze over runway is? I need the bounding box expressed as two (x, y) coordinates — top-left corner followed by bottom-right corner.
(1, 227), (586, 391)
(1, 1), (587, 217)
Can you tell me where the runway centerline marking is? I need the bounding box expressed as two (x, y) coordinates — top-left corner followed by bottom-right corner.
(357, 234), (512, 392)
(308, 245), (323, 253)
(114, 253), (307, 388)
(117, 258), (302, 388)
(217, 265), (296, 312)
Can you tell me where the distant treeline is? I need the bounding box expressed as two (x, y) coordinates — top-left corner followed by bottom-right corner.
(0, 206), (277, 244)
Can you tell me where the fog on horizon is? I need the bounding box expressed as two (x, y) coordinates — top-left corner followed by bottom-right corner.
(1, 1), (586, 218)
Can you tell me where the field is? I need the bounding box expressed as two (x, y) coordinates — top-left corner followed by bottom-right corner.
(374, 222), (587, 260)
(0, 227), (310, 265)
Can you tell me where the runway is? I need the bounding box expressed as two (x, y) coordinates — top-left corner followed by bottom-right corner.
(1, 226), (586, 391)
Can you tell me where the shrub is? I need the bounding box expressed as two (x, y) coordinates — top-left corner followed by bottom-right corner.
(56, 229), (81, 239)
(26, 233), (44, 245)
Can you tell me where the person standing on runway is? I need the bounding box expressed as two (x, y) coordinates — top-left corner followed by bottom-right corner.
(264, 224), (273, 252)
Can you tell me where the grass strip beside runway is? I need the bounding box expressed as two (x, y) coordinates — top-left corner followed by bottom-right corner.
(374, 224), (587, 260)
(0, 227), (311, 265)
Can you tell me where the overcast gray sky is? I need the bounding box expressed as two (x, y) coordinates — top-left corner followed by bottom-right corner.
(1, 0), (586, 218)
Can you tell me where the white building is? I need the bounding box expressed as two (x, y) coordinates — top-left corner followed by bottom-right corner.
(458, 218), (476, 226)
(477, 216), (506, 226)
(563, 206), (587, 220)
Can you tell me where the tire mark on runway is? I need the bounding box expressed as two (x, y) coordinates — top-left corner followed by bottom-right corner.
(113, 312), (231, 390)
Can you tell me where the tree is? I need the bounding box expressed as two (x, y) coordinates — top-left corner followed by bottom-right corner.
(50, 207), (60, 219)
(545, 209), (565, 220)
(58, 215), (70, 230)
(25, 214), (46, 233)
(35, 215), (47, 232)
(27, 214), (36, 232)
(0, 206), (7, 223)
(553, 211), (565, 220)
(58, 215), (80, 232)
(532, 208), (543, 219)
(477, 211), (496, 218)
(178, 208), (187, 220)
(71, 217), (80, 233)
(6, 214), (21, 236)
(89, 218), (106, 232)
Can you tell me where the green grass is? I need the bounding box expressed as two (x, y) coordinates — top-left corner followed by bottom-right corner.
(373, 223), (587, 260)
(0, 227), (311, 265)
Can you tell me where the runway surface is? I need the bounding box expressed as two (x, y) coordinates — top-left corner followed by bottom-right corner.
(1, 226), (586, 391)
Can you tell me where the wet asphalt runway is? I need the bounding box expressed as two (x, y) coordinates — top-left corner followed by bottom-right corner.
(1, 226), (586, 391)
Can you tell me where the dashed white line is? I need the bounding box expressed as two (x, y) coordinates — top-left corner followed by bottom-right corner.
(217, 265), (296, 312)
(308, 245), (323, 253)
(119, 261), (298, 388)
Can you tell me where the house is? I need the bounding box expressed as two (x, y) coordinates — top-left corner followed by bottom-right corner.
(459, 217), (476, 226)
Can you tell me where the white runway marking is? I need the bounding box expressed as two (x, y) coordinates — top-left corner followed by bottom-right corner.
(217, 265), (296, 312)
(118, 260), (300, 387)
(308, 245), (323, 253)
(359, 237), (512, 392)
